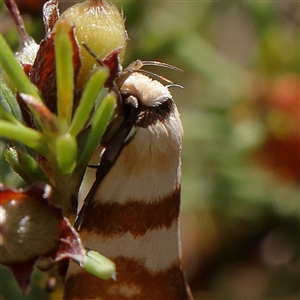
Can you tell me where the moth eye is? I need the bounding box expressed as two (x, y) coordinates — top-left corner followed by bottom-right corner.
(123, 94), (139, 108)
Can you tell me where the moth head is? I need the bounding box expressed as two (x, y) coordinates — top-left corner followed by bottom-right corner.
(120, 72), (172, 107)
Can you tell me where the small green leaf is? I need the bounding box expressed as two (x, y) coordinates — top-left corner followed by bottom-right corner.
(77, 92), (116, 170)
(18, 93), (58, 134)
(54, 20), (74, 125)
(0, 35), (40, 100)
(0, 82), (23, 122)
(4, 147), (49, 184)
(0, 120), (48, 155)
(69, 68), (108, 137)
(55, 133), (77, 174)
(81, 248), (116, 280)
(0, 103), (20, 124)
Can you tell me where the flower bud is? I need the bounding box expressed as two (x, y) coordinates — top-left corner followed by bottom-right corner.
(0, 183), (86, 294)
(0, 184), (61, 264)
(58, 0), (127, 88)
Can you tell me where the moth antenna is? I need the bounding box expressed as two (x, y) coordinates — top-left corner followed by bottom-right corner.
(120, 60), (182, 86)
(166, 83), (184, 89)
(82, 42), (105, 67)
(140, 61), (183, 72)
(137, 69), (174, 84)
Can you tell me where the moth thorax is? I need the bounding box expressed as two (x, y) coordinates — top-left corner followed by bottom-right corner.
(120, 73), (172, 107)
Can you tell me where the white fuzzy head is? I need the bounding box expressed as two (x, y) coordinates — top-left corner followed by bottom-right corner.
(120, 73), (172, 107)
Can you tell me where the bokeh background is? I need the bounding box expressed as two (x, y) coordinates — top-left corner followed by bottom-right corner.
(1, 0), (299, 299)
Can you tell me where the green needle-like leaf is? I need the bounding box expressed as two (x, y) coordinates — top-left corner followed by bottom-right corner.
(5, 147), (49, 184)
(55, 133), (77, 174)
(0, 82), (23, 121)
(69, 68), (108, 137)
(81, 248), (116, 280)
(77, 93), (116, 170)
(0, 121), (48, 155)
(55, 20), (74, 125)
(0, 104), (21, 124)
(0, 35), (40, 100)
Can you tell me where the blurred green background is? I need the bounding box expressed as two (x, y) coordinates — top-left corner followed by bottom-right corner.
(1, 0), (299, 299)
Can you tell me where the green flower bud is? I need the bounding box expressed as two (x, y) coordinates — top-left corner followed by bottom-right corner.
(58, 0), (127, 88)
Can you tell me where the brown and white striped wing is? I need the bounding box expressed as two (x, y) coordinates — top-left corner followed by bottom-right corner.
(65, 73), (193, 300)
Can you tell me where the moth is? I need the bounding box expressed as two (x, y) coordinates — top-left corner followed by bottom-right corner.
(66, 48), (193, 300)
